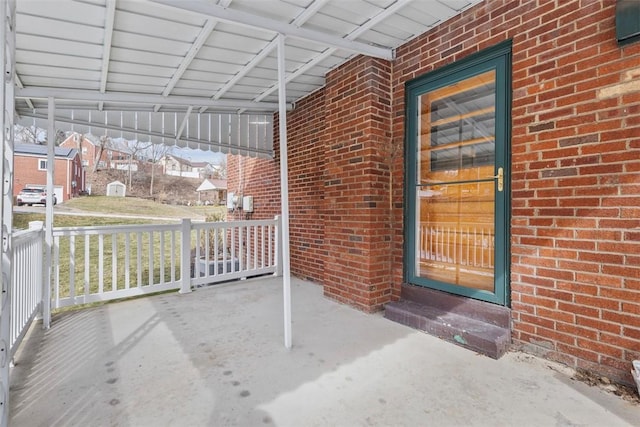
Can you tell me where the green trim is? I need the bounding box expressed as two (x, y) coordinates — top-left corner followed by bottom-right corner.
(404, 40), (512, 306)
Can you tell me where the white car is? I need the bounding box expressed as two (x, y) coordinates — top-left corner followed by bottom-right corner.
(16, 188), (57, 206)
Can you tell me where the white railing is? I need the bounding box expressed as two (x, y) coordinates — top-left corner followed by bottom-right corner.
(419, 223), (495, 270)
(10, 222), (44, 358)
(50, 217), (281, 309)
(52, 222), (183, 308)
(191, 219), (279, 287)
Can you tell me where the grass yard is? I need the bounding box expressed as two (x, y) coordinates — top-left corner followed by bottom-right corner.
(59, 195), (225, 219)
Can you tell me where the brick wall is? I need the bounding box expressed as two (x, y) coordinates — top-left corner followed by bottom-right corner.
(323, 56), (394, 311)
(228, 0), (640, 383)
(226, 87), (327, 283)
(391, 0), (640, 383)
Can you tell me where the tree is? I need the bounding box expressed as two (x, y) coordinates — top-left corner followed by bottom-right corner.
(93, 135), (109, 173)
(213, 157), (227, 179)
(148, 143), (170, 196)
(14, 124), (66, 145)
(126, 140), (151, 191)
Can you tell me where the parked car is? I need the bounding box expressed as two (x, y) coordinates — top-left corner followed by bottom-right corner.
(16, 188), (57, 206)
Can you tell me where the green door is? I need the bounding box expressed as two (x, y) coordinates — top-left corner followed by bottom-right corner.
(405, 41), (511, 306)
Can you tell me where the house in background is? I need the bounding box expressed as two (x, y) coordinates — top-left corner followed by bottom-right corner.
(14, 143), (84, 203)
(60, 132), (133, 171)
(196, 178), (227, 205)
(160, 154), (211, 179)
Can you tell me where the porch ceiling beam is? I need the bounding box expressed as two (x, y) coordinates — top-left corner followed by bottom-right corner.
(252, 0), (413, 103)
(15, 87), (289, 111)
(99, 0), (116, 95)
(175, 106), (193, 140)
(206, 0), (329, 109)
(98, 0), (116, 112)
(14, 74), (33, 109)
(154, 18), (217, 112)
(149, 0), (394, 60)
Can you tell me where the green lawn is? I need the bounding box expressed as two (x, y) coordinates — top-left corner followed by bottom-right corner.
(58, 195), (226, 219)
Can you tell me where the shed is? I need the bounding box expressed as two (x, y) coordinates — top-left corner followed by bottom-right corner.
(106, 181), (126, 197)
(196, 179), (227, 204)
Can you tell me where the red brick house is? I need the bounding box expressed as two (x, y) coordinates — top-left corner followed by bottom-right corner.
(14, 143), (85, 202)
(60, 133), (132, 171)
(228, 0), (640, 385)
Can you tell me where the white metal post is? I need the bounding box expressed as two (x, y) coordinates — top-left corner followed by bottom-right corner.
(0, 1), (15, 424)
(180, 218), (192, 293)
(277, 34), (292, 349)
(274, 215), (282, 277)
(43, 97), (55, 329)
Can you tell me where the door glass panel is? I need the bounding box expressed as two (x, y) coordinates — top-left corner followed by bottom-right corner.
(415, 70), (496, 291)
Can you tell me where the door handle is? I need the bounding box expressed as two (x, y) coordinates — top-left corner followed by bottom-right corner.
(493, 167), (504, 192)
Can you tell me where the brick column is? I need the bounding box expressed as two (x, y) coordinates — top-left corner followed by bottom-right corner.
(323, 56), (393, 312)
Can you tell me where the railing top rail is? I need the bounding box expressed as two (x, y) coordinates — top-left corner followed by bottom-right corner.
(52, 222), (182, 236)
(192, 218), (279, 230)
(13, 227), (44, 244)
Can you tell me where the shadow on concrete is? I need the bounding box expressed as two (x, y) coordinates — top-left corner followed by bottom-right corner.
(10, 276), (640, 426)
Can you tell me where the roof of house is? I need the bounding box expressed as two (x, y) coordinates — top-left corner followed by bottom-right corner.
(60, 132), (100, 148)
(107, 139), (133, 154)
(15, 143), (78, 159)
(196, 179), (227, 192)
(166, 154), (210, 168)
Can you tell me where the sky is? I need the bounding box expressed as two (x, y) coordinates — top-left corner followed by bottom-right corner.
(170, 146), (225, 164)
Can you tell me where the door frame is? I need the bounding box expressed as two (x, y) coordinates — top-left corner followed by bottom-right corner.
(403, 40), (512, 306)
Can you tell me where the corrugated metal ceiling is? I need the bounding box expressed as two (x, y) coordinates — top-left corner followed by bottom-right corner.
(14, 0), (482, 156)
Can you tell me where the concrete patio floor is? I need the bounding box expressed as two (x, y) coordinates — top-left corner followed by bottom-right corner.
(10, 276), (640, 427)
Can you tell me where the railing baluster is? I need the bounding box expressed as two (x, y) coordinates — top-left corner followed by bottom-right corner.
(194, 229), (201, 278)
(137, 232), (142, 287)
(69, 235), (76, 300)
(170, 230), (176, 283)
(149, 231), (154, 286)
(84, 234), (90, 297)
(112, 233), (118, 291)
(231, 226), (236, 272)
(261, 225), (265, 269)
(160, 230), (165, 285)
(125, 233), (131, 289)
(268, 224), (273, 266)
(54, 235), (60, 308)
(99, 234), (104, 294)
(238, 225), (244, 272)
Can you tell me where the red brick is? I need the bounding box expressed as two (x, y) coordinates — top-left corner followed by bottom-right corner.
(228, 0), (640, 385)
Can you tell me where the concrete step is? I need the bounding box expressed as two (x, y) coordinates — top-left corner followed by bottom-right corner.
(385, 298), (511, 359)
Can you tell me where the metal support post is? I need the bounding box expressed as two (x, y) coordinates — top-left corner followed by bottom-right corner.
(180, 218), (192, 294)
(43, 97), (55, 329)
(277, 34), (292, 349)
(0, 2), (16, 425)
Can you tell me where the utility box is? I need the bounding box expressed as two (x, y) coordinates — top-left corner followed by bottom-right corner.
(242, 196), (254, 212)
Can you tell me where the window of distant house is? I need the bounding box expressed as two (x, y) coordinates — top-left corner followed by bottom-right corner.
(82, 147), (87, 154)
(38, 159), (47, 170)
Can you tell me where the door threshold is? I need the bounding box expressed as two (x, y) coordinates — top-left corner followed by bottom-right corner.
(384, 284), (511, 359)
